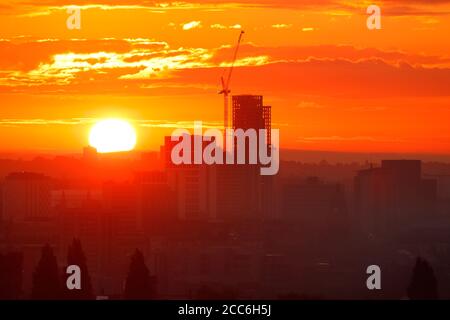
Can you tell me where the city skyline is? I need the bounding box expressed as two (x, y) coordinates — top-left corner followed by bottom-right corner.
(1, 0), (450, 303)
(1, 91), (450, 299)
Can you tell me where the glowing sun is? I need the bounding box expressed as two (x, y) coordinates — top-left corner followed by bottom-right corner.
(89, 119), (137, 153)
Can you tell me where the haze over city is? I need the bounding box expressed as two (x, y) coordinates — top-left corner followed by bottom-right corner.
(0, 0), (450, 303)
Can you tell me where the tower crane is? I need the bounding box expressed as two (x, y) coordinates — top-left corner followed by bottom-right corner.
(219, 30), (245, 131)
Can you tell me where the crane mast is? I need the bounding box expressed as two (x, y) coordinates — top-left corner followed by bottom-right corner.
(219, 30), (244, 132)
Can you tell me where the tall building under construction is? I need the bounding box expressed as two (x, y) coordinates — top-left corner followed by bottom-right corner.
(232, 95), (271, 145)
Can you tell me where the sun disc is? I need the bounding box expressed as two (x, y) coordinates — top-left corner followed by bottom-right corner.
(89, 119), (137, 153)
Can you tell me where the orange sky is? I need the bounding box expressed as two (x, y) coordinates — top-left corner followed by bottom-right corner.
(0, 0), (449, 155)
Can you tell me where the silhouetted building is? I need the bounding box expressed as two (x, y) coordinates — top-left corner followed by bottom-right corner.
(149, 237), (264, 299)
(282, 176), (347, 231)
(355, 160), (437, 235)
(232, 95), (274, 219)
(161, 136), (269, 221)
(101, 182), (144, 294)
(161, 136), (217, 221)
(2, 172), (53, 222)
(215, 165), (262, 221)
(0, 173), (57, 296)
(51, 189), (102, 209)
(232, 95), (271, 145)
(55, 189), (105, 296)
(135, 171), (177, 233)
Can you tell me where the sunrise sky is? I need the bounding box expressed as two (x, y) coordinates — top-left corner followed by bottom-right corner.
(0, 0), (449, 155)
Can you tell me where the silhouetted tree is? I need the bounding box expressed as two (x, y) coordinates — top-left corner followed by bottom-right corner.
(64, 238), (94, 300)
(31, 244), (62, 300)
(407, 257), (438, 300)
(124, 249), (156, 300)
(0, 252), (23, 299)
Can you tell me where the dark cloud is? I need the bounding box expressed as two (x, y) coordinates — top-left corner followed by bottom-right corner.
(1, 39), (449, 99)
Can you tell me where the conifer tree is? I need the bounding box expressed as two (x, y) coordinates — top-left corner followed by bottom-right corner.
(407, 257), (439, 300)
(64, 238), (94, 300)
(0, 252), (23, 300)
(31, 244), (61, 300)
(124, 249), (156, 300)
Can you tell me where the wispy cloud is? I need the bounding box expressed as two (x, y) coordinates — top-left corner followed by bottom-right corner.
(1, 39), (449, 98)
(272, 24), (292, 29)
(297, 101), (326, 109)
(0, 118), (223, 130)
(297, 136), (406, 143)
(211, 24), (242, 29)
(0, 118), (96, 126)
(182, 21), (202, 30)
(137, 120), (222, 129)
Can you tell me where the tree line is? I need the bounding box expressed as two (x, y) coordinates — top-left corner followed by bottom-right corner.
(0, 239), (156, 300)
(0, 242), (440, 299)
